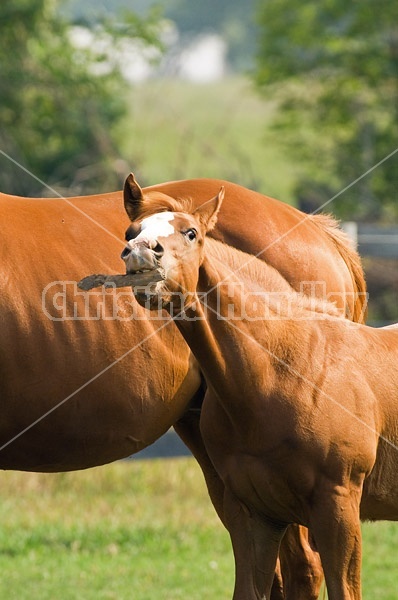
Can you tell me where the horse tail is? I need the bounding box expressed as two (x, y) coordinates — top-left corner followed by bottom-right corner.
(309, 214), (367, 324)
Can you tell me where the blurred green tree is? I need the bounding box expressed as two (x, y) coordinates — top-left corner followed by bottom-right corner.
(255, 0), (398, 222)
(0, 0), (161, 195)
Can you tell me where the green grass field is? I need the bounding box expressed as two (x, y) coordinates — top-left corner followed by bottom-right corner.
(118, 77), (300, 204)
(0, 458), (396, 599)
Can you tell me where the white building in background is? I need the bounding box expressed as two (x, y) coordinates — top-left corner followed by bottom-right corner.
(176, 34), (227, 82)
(69, 24), (227, 83)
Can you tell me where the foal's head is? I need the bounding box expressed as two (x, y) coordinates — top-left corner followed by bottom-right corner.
(121, 173), (224, 311)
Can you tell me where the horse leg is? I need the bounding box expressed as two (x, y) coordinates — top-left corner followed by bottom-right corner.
(309, 486), (363, 600)
(279, 524), (323, 600)
(224, 488), (287, 600)
(174, 409), (227, 524)
(175, 411), (286, 599)
(270, 561), (285, 600)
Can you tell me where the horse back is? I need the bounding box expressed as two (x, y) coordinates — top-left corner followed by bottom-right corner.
(148, 179), (366, 321)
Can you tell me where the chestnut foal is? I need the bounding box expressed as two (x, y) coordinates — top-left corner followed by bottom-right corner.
(120, 188), (398, 600)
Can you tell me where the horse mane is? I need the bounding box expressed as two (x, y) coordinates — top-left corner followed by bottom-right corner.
(308, 213), (367, 323)
(205, 237), (340, 319)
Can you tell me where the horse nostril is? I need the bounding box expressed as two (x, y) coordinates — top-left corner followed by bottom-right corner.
(153, 242), (164, 256)
(121, 246), (131, 260)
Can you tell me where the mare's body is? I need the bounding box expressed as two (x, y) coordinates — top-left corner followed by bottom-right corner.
(0, 177), (364, 469)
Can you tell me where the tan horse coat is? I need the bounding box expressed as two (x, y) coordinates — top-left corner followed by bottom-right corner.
(1, 178), (365, 598)
(122, 188), (397, 600)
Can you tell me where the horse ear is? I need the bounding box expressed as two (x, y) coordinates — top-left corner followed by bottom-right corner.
(193, 187), (224, 232)
(124, 173), (144, 221)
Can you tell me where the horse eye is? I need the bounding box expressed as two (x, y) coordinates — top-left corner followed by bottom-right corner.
(185, 228), (197, 241)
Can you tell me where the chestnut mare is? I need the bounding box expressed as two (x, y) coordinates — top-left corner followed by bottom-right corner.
(1, 177), (364, 598)
(121, 187), (398, 600)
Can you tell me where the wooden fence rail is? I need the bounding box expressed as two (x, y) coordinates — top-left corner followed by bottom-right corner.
(342, 222), (398, 258)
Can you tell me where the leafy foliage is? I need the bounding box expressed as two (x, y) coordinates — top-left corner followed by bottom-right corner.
(255, 0), (398, 222)
(0, 0), (161, 195)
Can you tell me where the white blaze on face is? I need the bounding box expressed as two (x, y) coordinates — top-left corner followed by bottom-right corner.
(129, 212), (175, 247)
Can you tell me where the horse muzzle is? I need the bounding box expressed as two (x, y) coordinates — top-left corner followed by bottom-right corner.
(121, 239), (161, 273)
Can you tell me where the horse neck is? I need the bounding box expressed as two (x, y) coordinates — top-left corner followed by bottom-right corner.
(174, 245), (287, 402)
(173, 238), (339, 405)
